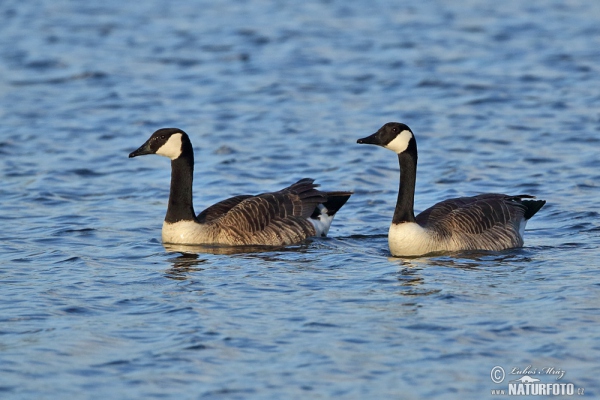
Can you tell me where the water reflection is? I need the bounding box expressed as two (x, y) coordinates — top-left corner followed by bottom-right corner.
(383, 248), (537, 298)
(163, 242), (288, 255)
(389, 248), (534, 270)
(395, 266), (441, 297)
(162, 242), (315, 279)
(164, 252), (207, 280)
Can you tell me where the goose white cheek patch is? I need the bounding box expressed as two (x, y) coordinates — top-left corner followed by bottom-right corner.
(385, 130), (413, 153)
(156, 133), (183, 160)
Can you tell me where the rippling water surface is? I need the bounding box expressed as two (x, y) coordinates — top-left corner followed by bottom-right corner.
(1, 0), (599, 398)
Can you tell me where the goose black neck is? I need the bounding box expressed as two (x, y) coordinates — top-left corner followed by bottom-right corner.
(392, 147), (417, 224)
(165, 149), (197, 224)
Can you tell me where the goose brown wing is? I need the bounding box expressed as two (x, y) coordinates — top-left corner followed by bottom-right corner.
(416, 194), (529, 249)
(196, 195), (253, 223)
(208, 178), (326, 245)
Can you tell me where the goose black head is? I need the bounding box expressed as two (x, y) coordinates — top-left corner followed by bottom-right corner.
(357, 122), (416, 154)
(129, 128), (190, 160)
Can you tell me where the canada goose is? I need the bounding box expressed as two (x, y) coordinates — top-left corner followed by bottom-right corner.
(357, 122), (546, 256)
(129, 128), (352, 246)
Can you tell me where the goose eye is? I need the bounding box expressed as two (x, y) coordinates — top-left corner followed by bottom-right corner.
(392, 127), (398, 134)
(160, 135), (166, 140)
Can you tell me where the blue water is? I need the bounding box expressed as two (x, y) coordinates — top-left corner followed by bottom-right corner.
(1, 0), (600, 398)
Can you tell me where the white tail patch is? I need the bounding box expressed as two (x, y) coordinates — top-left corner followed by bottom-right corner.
(156, 133), (183, 160)
(385, 130), (413, 154)
(518, 217), (527, 239)
(309, 205), (335, 237)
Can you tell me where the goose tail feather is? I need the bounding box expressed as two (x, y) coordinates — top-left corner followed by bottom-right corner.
(309, 191), (353, 237)
(521, 199), (546, 220)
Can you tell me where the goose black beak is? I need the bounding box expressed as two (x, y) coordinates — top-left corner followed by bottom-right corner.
(129, 141), (153, 158)
(357, 132), (381, 146)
